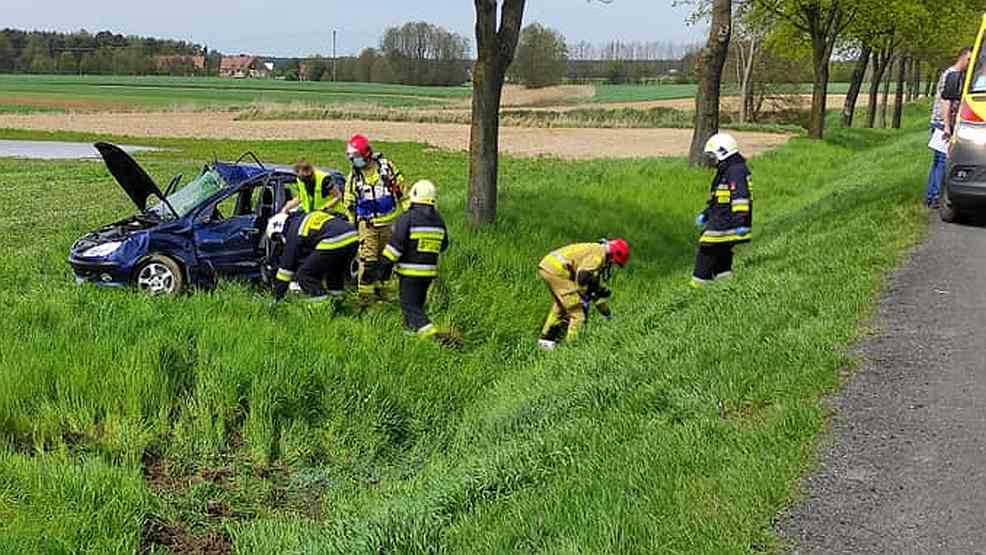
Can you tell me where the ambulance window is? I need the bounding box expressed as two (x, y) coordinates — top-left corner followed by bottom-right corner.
(973, 47), (986, 93)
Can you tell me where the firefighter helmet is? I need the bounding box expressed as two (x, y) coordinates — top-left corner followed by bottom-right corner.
(704, 133), (740, 161)
(346, 134), (372, 158)
(607, 238), (630, 267)
(409, 180), (437, 205)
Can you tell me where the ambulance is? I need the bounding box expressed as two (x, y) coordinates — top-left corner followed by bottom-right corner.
(941, 14), (986, 222)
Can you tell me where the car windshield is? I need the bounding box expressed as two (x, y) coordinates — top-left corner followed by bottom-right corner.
(147, 169), (226, 220)
(972, 46), (986, 93)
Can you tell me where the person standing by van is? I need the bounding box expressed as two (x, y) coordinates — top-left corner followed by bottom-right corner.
(926, 47), (972, 208)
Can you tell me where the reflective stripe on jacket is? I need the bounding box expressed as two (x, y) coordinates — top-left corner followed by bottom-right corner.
(344, 155), (405, 226)
(699, 154), (753, 245)
(383, 203), (448, 278)
(538, 243), (608, 288)
(275, 212), (358, 281)
(296, 169), (345, 214)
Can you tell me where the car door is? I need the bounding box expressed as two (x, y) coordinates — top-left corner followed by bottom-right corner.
(193, 186), (263, 279)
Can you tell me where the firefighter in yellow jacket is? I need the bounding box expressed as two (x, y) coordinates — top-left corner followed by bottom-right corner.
(343, 134), (406, 303)
(537, 239), (630, 351)
(279, 160), (346, 217)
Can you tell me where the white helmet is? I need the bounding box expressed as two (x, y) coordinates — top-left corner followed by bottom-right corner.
(704, 133), (740, 162)
(266, 213), (289, 241)
(409, 180), (437, 205)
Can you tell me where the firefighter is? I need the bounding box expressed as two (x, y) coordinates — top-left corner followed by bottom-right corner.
(691, 133), (753, 288)
(380, 180), (449, 339)
(269, 210), (359, 308)
(279, 160), (346, 216)
(537, 238), (630, 351)
(343, 134), (406, 304)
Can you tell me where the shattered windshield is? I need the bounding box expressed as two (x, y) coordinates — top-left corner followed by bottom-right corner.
(147, 170), (226, 220)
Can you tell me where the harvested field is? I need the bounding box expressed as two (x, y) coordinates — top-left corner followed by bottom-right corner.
(0, 111), (790, 159)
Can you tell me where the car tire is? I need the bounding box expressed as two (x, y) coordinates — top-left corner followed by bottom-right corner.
(939, 187), (960, 223)
(134, 255), (185, 295)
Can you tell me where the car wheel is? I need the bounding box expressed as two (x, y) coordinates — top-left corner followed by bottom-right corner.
(939, 187), (960, 223)
(134, 255), (185, 295)
(349, 257), (360, 283)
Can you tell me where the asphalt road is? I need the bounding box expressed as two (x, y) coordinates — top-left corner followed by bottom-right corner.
(780, 213), (986, 554)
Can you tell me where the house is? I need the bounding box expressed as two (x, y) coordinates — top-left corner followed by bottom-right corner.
(219, 55), (271, 79)
(153, 55), (206, 75)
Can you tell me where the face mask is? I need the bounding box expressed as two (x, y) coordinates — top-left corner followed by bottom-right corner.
(351, 156), (367, 169)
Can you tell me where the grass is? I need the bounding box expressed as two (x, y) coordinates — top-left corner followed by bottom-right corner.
(591, 82), (861, 104)
(0, 103), (932, 552)
(0, 75), (471, 113)
(235, 104), (803, 134)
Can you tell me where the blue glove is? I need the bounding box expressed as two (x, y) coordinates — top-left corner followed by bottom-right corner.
(736, 226), (751, 236)
(695, 213), (708, 227)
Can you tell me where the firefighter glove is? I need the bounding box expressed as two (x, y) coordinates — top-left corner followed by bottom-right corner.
(736, 226), (751, 236)
(695, 213), (708, 227)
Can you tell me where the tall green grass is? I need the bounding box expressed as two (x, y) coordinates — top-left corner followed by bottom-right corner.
(0, 104), (932, 552)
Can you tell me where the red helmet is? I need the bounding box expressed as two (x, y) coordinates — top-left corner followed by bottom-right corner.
(347, 134), (372, 158)
(607, 238), (630, 267)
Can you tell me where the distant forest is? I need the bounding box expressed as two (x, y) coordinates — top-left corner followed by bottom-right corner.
(0, 27), (696, 85)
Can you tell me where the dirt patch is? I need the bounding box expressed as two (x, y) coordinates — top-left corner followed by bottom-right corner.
(142, 518), (233, 555)
(0, 111), (790, 159)
(498, 84), (595, 107)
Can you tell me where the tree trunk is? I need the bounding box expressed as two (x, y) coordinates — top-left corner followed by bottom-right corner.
(807, 31), (835, 139)
(739, 36), (760, 124)
(879, 55), (893, 128)
(912, 60), (922, 99)
(466, 0), (526, 226)
(893, 55), (907, 128)
(925, 68), (937, 98)
(867, 49), (889, 128)
(688, 0), (732, 167)
(842, 44), (872, 128)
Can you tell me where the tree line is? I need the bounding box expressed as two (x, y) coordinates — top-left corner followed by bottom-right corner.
(0, 28), (216, 75)
(685, 0), (982, 154)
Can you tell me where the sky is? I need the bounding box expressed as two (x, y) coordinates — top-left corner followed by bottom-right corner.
(5, 1), (705, 58)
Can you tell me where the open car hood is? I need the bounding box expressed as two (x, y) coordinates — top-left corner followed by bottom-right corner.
(94, 142), (167, 212)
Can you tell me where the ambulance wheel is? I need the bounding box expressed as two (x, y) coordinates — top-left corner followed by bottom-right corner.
(134, 255), (185, 295)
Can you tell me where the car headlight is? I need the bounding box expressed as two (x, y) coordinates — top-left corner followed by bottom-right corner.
(956, 123), (986, 146)
(82, 241), (123, 258)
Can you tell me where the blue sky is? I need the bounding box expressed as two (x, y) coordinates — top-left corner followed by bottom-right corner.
(6, 1), (704, 57)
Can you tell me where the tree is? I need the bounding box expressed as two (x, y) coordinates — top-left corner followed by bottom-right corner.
(0, 34), (14, 72)
(355, 48), (380, 83)
(467, 0), (526, 226)
(751, 0), (858, 138)
(509, 23), (567, 88)
(688, 0), (732, 167)
(380, 22), (470, 86)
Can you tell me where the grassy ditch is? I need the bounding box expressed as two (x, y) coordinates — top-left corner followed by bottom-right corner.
(0, 105), (930, 552)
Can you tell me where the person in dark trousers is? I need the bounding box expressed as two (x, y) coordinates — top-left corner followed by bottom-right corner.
(926, 47), (972, 208)
(691, 133), (753, 288)
(380, 180), (449, 339)
(269, 211), (359, 308)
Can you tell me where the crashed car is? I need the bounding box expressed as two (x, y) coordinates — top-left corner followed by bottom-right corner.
(68, 142), (345, 295)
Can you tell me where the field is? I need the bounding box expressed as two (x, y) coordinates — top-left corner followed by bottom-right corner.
(0, 102), (932, 552)
(0, 75), (472, 112)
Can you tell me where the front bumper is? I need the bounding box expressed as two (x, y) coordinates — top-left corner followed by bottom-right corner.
(68, 257), (131, 286)
(944, 140), (986, 208)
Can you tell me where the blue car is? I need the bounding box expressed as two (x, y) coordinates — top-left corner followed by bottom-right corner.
(69, 142), (345, 295)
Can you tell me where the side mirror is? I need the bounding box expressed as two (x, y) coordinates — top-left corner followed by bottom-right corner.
(942, 70), (964, 101)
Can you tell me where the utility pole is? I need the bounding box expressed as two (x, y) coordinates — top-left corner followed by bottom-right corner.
(332, 29), (337, 82)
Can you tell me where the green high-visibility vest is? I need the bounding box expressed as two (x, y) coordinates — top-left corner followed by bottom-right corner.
(296, 169), (331, 213)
